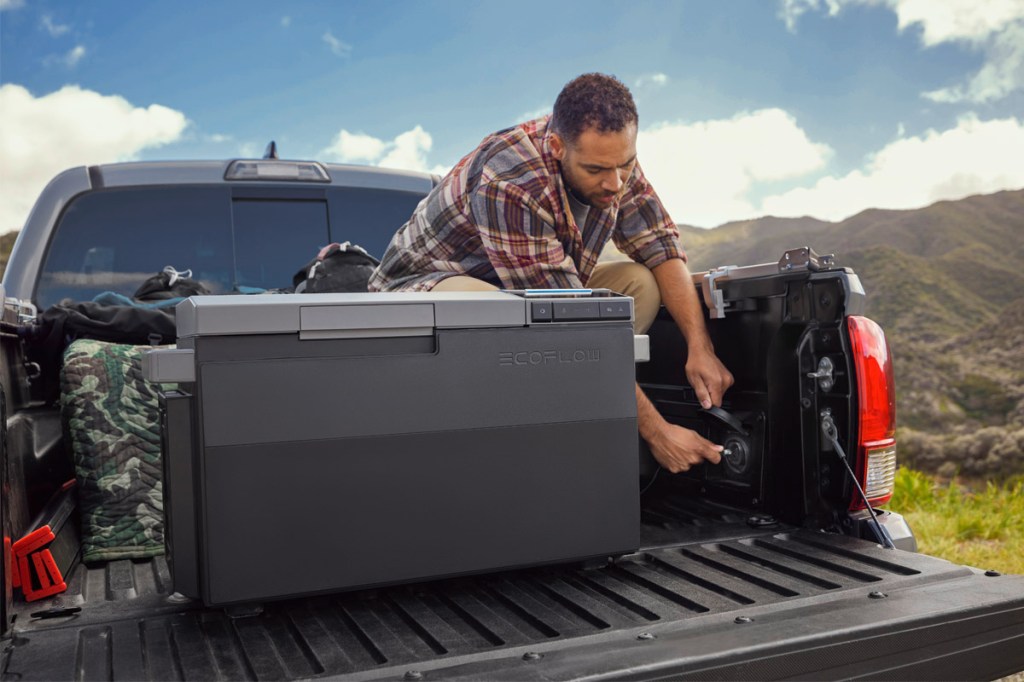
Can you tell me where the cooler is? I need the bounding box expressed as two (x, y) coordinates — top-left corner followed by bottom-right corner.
(145, 290), (641, 606)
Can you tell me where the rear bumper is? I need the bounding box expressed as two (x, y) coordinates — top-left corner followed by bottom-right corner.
(851, 509), (918, 552)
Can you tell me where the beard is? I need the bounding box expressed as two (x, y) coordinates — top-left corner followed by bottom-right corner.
(561, 166), (616, 208)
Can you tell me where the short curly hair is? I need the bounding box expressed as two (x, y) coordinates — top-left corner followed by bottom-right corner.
(550, 73), (638, 143)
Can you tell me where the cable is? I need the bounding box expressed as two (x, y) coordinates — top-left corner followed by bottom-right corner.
(639, 465), (662, 496)
(820, 411), (895, 550)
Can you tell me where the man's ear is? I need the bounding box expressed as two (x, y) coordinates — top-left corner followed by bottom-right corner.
(549, 132), (566, 161)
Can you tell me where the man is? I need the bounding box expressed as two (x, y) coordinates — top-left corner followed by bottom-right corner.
(369, 73), (733, 474)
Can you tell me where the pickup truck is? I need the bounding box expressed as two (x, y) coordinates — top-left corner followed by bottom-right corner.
(2, 156), (1023, 681)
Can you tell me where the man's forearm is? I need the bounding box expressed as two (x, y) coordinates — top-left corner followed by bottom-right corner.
(635, 382), (662, 440)
(650, 257), (733, 409)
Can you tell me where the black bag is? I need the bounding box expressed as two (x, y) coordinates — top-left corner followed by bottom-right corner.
(22, 302), (178, 404)
(22, 266), (201, 403)
(292, 242), (380, 294)
(133, 266), (210, 301)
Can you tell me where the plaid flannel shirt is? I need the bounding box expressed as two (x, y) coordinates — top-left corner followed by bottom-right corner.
(368, 116), (685, 292)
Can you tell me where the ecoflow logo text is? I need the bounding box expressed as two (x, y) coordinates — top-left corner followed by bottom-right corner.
(499, 349), (601, 366)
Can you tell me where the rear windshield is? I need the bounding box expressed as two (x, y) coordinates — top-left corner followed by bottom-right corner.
(36, 185), (424, 308)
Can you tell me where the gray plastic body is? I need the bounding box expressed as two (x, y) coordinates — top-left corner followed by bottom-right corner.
(160, 292), (641, 605)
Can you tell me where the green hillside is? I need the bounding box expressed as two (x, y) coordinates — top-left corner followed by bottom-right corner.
(0, 231), (17, 279)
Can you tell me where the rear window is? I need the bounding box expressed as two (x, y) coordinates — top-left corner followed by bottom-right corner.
(35, 184), (424, 308)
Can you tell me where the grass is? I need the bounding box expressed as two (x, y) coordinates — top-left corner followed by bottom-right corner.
(890, 468), (1024, 575)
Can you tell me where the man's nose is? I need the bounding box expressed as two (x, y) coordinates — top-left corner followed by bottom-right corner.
(603, 170), (623, 192)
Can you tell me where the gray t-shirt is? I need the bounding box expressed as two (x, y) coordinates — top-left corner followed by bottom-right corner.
(567, 191), (590, 228)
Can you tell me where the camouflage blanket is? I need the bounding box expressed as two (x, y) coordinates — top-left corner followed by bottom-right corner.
(61, 339), (167, 562)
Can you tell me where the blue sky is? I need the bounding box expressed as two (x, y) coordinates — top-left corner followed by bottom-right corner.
(2, 0), (1023, 233)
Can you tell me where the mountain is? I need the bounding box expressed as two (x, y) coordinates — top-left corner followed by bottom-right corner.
(678, 189), (1024, 480)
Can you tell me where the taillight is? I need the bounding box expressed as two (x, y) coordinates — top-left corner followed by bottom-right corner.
(847, 316), (896, 509)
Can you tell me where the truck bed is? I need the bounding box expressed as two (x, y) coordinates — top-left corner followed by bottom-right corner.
(5, 498), (1023, 681)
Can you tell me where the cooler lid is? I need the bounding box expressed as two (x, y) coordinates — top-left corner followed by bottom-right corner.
(174, 292), (530, 338)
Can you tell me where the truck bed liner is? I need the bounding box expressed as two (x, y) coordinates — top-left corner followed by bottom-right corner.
(8, 499), (1019, 681)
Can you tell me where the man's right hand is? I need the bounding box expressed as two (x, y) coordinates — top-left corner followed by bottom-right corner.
(646, 420), (723, 473)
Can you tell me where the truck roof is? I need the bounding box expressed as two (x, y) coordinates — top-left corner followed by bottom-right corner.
(90, 159), (436, 193)
(2, 159), (436, 303)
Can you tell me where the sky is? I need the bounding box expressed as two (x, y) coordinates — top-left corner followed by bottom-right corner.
(1, 0), (1023, 234)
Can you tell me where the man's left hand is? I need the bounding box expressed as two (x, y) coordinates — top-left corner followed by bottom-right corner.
(686, 348), (734, 409)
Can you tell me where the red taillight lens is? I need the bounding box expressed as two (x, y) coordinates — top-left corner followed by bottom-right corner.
(847, 316), (896, 509)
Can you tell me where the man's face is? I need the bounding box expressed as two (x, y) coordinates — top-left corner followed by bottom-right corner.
(551, 123), (638, 208)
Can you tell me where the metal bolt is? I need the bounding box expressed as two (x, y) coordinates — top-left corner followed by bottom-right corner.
(637, 632), (656, 641)
(801, 398), (812, 409)
(404, 672), (424, 681)
(747, 514), (777, 528)
(868, 591), (888, 599)
(985, 570), (1002, 577)
(734, 616), (754, 624)
(522, 652), (543, 661)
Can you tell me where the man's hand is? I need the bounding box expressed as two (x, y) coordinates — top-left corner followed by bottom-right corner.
(651, 259), (735, 408)
(646, 420), (723, 473)
(686, 348), (734, 410)
(636, 384), (723, 474)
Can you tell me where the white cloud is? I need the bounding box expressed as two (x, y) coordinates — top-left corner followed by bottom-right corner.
(322, 125), (447, 175)
(324, 130), (387, 162)
(759, 114), (1024, 221)
(923, 22), (1024, 104)
(637, 108), (832, 227)
(207, 133), (232, 144)
(46, 45), (87, 68)
(778, 0), (842, 32)
(634, 73), (669, 88)
(41, 14), (70, 37)
(322, 31), (352, 57)
(781, 0), (1024, 41)
(281, 16), (291, 28)
(517, 105), (551, 122)
(0, 0), (25, 10)
(64, 45), (86, 67)
(890, 0), (1024, 45)
(238, 142), (260, 158)
(779, 0), (1024, 103)
(0, 84), (189, 233)
(894, 0), (1024, 103)
(379, 127), (433, 171)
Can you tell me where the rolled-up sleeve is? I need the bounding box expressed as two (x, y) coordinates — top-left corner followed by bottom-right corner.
(470, 180), (583, 289)
(613, 163), (686, 269)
